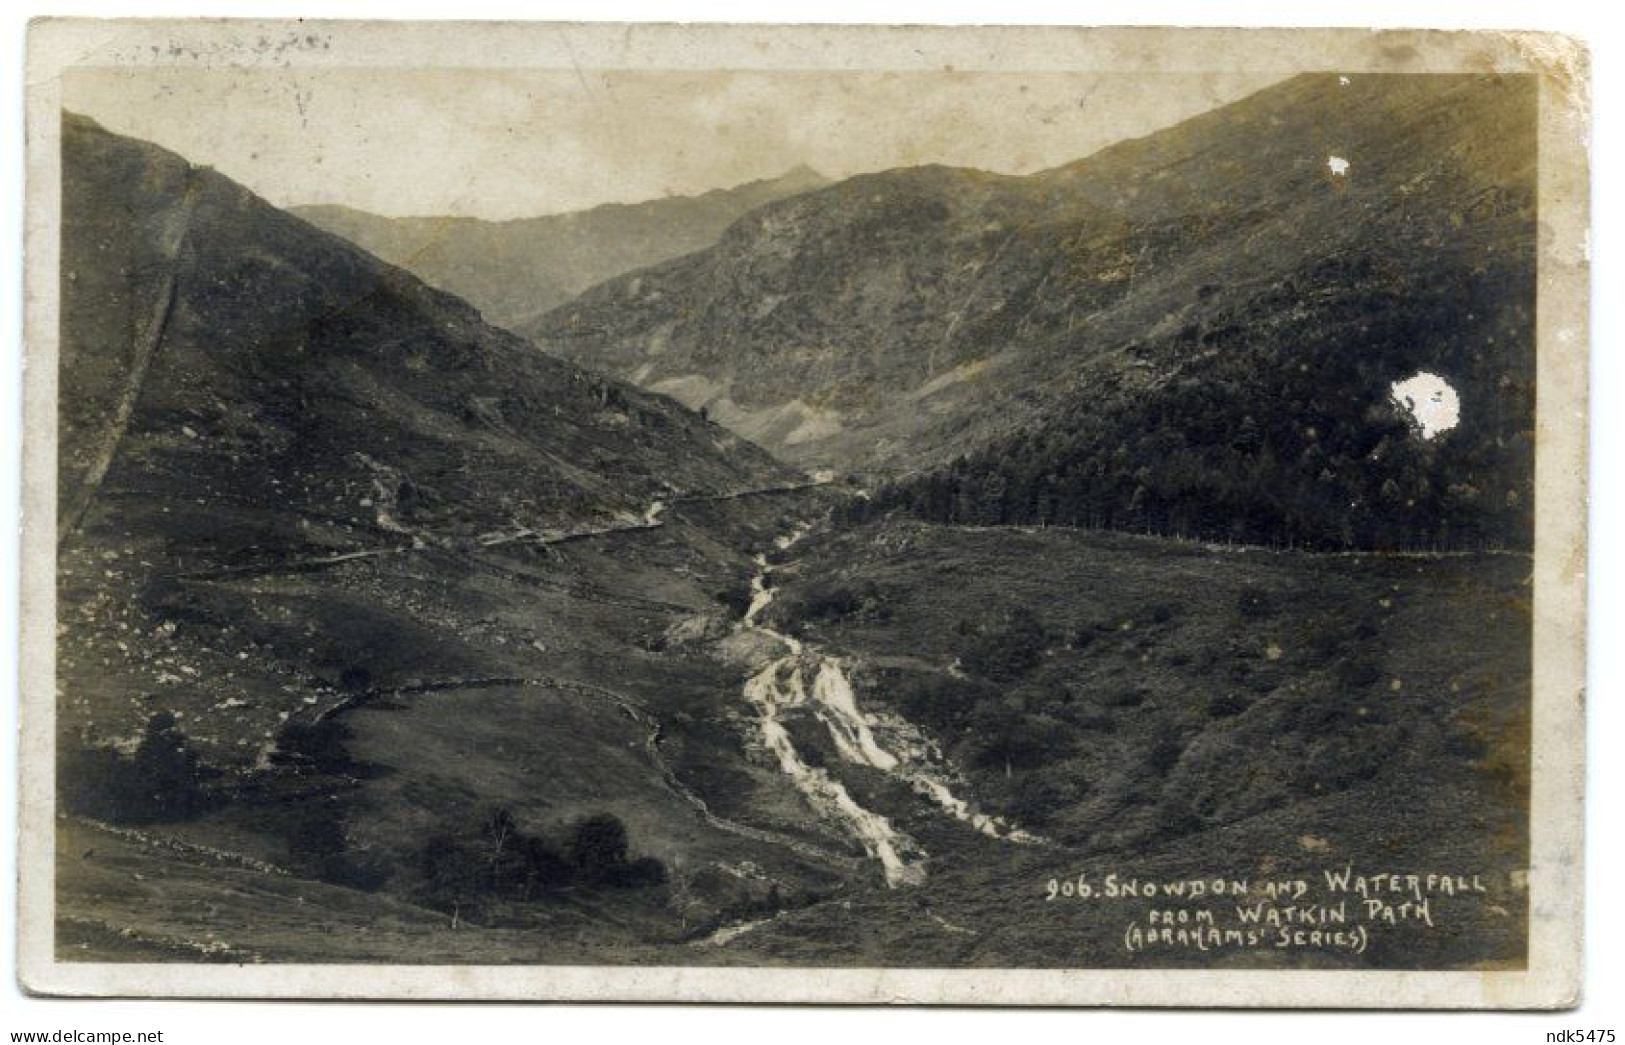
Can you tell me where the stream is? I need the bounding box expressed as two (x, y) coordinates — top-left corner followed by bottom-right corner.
(736, 531), (1035, 889)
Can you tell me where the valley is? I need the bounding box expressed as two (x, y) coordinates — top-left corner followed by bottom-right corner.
(53, 70), (1536, 972)
(58, 511), (1531, 968)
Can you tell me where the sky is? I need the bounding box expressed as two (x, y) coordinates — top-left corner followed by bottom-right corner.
(63, 67), (1284, 220)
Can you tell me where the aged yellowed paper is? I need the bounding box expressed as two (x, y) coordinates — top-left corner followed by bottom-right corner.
(19, 20), (1589, 1005)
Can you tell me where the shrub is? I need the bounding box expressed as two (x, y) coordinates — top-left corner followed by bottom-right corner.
(611, 856), (668, 888)
(967, 705), (1072, 773)
(890, 672), (993, 736)
(1143, 602), (1182, 625)
(1236, 585), (1277, 619)
(273, 718), (371, 775)
(288, 813), (388, 890)
(567, 812), (630, 882)
(959, 607), (1048, 682)
(418, 807), (581, 915)
(793, 579), (889, 625)
(1336, 657), (1383, 689)
(1145, 734), (1184, 776)
(60, 711), (218, 823)
(714, 583), (753, 618)
(1006, 768), (1084, 830)
(338, 665), (374, 692)
(1103, 685), (1149, 709)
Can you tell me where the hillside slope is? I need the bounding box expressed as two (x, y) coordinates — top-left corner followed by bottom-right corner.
(293, 165), (830, 331)
(59, 112), (792, 566)
(726, 517), (1530, 968)
(57, 115), (859, 954)
(533, 74), (1535, 550)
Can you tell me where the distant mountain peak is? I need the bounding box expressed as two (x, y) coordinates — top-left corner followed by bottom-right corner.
(772, 163), (829, 186)
(296, 166), (831, 329)
(532, 73), (1537, 551)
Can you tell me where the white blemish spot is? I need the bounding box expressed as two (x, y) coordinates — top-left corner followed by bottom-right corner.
(1390, 371), (1461, 439)
(1339, 76), (1351, 86)
(1327, 155), (1350, 177)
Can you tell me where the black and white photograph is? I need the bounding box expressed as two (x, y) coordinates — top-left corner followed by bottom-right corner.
(13, 19), (1590, 1008)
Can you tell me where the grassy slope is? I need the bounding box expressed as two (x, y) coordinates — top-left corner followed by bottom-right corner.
(57, 490), (866, 962)
(719, 519), (1529, 968)
(57, 508), (1529, 968)
(54, 114), (854, 960)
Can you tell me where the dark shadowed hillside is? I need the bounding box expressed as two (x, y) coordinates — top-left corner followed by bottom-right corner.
(534, 74), (1535, 550)
(720, 517), (1529, 968)
(59, 112), (791, 568)
(293, 165), (830, 331)
(58, 115), (866, 956)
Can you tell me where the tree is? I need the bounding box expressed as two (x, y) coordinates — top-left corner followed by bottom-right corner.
(567, 812), (630, 882)
(959, 607), (1048, 682)
(59, 711), (218, 823)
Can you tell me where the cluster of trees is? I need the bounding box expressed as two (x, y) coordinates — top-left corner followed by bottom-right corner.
(60, 711), (219, 823)
(884, 608), (1076, 783)
(955, 606), (1048, 682)
(418, 809), (666, 920)
(272, 717), (371, 776)
(770, 577), (891, 634)
(848, 248), (1534, 553)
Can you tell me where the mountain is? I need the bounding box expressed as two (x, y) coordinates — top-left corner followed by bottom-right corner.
(52, 96), (1533, 971)
(532, 74), (1535, 550)
(292, 165), (830, 331)
(59, 114), (793, 562)
(57, 114), (853, 950)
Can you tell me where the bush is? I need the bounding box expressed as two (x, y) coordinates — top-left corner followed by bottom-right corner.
(59, 711), (218, 823)
(959, 607), (1048, 682)
(418, 807), (585, 916)
(889, 672), (994, 736)
(288, 813), (388, 890)
(1236, 586), (1277, 619)
(1143, 601), (1182, 625)
(1102, 685), (1149, 709)
(1336, 657), (1383, 689)
(792, 579), (889, 625)
(611, 856), (668, 888)
(567, 812), (630, 882)
(1145, 734), (1185, 776)
(715, 583), (753, 618)
(1006, 768), (1084, 830)
(338, 665), (374, 692)
(967, 704), (1072, 773)
(273, 718), (372, 775)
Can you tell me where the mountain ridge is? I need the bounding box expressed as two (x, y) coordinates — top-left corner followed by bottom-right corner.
(58, 109), (797, 770)
(531, 72), (1536, 550)
(293, 164), (832, 330)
